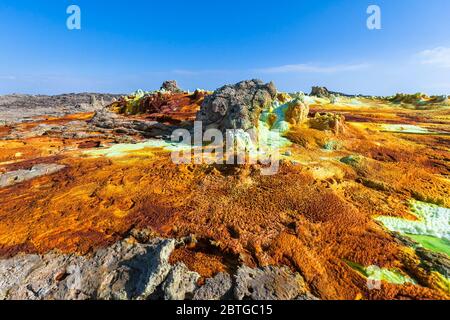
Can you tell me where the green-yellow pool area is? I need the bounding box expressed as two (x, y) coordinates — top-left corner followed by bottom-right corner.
(82, 139), (193, 157)
(376, 201), (450, 257)
(346, 260), (416, 285)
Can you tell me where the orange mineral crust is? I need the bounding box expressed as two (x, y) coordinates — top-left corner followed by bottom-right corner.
(0, 151), (447, 299)
(0, 91), (449, 300)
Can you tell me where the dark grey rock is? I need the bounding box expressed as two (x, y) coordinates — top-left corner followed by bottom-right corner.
(234, 266), (309, 300)
(310, 86), (331, 98)
(0, 238), (175, 300)
(0, 93), (122, 124)
(416, 247), (450, 279)
(161, 80), (182, 93)
(162, 263), (200, 300)
(89, 109), (176, 139)
(193, 272), (233, 300)
(196, 79), (277, 132)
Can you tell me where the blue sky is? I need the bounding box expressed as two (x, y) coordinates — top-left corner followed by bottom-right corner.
(1, 0), (449, 95)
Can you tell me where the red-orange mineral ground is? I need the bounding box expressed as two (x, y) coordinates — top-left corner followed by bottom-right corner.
(0, 93), (449, 300)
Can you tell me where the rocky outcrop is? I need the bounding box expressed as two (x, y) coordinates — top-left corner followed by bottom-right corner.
(193, 272), (233, 300)
(0, 238), (175, 300)
(0, 239), (320, 300)
(162, 263), (200, 300)
(284, 98), (310, 125)
(389, 93), (450, 107)
(89, 109), (177, 139)
(107, 90), (205, 123)
(309, 112), (346, 134)
(234, 266), (311, 300)
(416, 247), (450, 279)
(0, 93), (122, 124)
(161, 80), (182, 93)
(196, 79), (277, 132)
(310, 86), (331, 98)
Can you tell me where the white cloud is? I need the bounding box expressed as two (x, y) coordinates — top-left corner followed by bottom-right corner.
(254, 63), (369, 74)
(171, 69), (235, 76)
(417, 47), (450, 68)
(171, 69), (200, 76)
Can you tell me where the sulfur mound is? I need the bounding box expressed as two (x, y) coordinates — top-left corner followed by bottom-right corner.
(284, 98), (310, 125)
(389, 93), (450, 108)
(309, 112), (346, 134)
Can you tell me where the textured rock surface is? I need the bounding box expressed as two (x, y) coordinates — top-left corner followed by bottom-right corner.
(0, 93), (122, 124)
(90, 109), (177, 138)
(193, 272), (233, 300)
(162, 262), (200, 300)
(309, 112), (345, 134)
(416, 247), (450, 278)
(0, 239), (320, 300)
(234, 266), (310, 300)
(0, 238), (175, 300)
(284, 98), (310, 125)
(310, 86), (331, 98)
(196, 79), (277, 131)
(161, 80), (183, 93)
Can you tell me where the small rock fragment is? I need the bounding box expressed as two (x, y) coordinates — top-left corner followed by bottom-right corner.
(162, 263), (200, 300)
(193, 273), (233, 300)
(234, 265), (309, 300)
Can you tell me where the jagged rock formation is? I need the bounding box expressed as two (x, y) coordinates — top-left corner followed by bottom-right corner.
(415, 247), (450, 279)
(309, 112), (346, 134)
(0, 237), (318, 300)
(161, 80), (183, 93)
(0, 238), (176, 300)
(284, 98), (310, 125)
(310, 86), (331, 98)
(389, 93), (450, 107)
(234, 266), (311, 300)
(162, 263), (200, 300)
(0, 93), (122, 124)
(90, 109), (178, 139)
(107, 89), (206, 123)
(193, 273), (233, 300)
(196, 79), (277, 132)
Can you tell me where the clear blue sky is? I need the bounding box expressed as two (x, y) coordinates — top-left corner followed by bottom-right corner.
(1, 0), (449, 95)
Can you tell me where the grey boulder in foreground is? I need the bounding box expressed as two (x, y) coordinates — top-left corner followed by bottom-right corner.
(0, 238), (316, 300)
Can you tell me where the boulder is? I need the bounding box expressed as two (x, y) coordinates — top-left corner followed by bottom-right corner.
(309, 112), (345, 134)
(0, 238), (175, 300)
(161, 80), (182, 93)
(89, 109), (177, 139)
(234, 265), (310, 300)
(284, 98), (309, 125)
(162, 262), (200, 300)
(193, 272), (233, 300)
(310, 86), (331, 98)
(196, 79), (277, 132)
